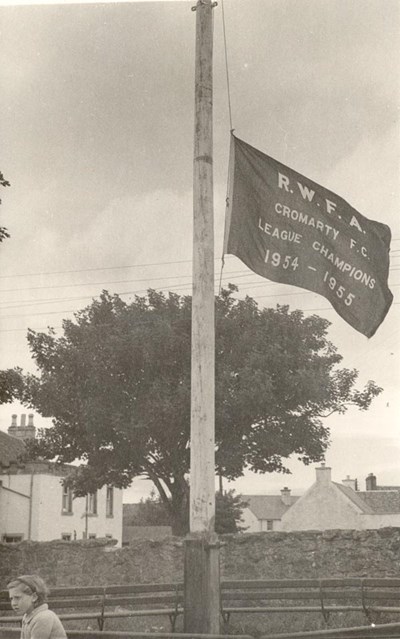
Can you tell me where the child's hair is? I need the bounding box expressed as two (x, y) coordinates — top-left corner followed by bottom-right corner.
(7, 575), (49, 607)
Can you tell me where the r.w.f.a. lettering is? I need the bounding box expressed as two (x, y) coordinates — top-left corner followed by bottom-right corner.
(278, 172), (337, 214)
(277, 171), (365, 234)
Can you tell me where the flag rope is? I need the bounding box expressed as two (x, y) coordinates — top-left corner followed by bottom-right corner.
(219, 132), (234, 294)
(218, 0), (234, 293)
(221, 0), (233, 131)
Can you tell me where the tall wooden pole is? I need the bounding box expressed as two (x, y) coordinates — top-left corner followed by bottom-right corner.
(184, 0), (220, 633)
(191, 0), (215, 535)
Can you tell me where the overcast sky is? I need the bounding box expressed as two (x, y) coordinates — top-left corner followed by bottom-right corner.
(0, 0), (399, 502)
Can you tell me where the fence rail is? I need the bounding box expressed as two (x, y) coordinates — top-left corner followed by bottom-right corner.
(1, 578), (399, 633)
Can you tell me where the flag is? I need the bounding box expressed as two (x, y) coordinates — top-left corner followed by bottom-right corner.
(223, 134), (393, 338)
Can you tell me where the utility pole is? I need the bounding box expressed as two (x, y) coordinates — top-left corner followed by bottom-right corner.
(184, 0), (220, 633)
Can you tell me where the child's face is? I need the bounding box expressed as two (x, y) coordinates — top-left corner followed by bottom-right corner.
(8, 586), (37, 615)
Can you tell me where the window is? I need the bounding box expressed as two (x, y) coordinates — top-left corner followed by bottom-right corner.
(2, 534), (23, 543)
(62, 485), (73, 514)
(87, 492), (97, 515)
(61, 533), (72, 541)
(105, 534), (113, 539)
(266, 520), (274, 531)
(106, 486), (114, 517)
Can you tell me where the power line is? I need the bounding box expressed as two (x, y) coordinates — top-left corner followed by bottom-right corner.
(2, 272), (399, 311)
(2, 261), (400, 295)
(0, 244), (399, 281)
(0, 280), (398, 321)
(0, 271), (267, 309)
(1, 300), (399, 334)
(0, 268), (399, 314)
(0, 268), (250, 295)
(0, 258), (196, 280)
(0, 283), (307, 319)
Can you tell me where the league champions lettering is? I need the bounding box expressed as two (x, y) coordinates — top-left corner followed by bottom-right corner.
(259, 170), (377, 299)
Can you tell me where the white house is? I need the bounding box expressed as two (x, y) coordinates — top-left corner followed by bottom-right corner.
(0, 414), (123, 545)
(280, 464), (400, 531)
(241, 466), (400, 533)
(241, 488), (299, 532)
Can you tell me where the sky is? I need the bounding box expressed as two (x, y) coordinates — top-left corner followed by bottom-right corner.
(0, 0), (399, 503)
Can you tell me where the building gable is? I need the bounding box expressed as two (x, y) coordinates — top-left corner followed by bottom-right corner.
(243, 494), (299, 521)
(333, 483), (374, 514)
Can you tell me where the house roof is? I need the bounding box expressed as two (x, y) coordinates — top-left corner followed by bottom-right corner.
(377, 485), (400, 491)
(0, 431), (77, 478)
(358, 490), (400, 514)
(334, 482), (400, 515)
(0, 430), (26, 465)
(243, 494), (299, 520)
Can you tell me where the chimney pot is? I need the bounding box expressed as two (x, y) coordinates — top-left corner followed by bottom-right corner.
(8, 414), (19, 437)
(342, 475), (357, 491)
(316, 464), (332, 484)
(8, 413), (36, 441)
(281, 487), (292, 506)
(366, 473), (377, 491)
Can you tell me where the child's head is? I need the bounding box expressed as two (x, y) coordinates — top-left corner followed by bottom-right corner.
(7, 575), (49, 615)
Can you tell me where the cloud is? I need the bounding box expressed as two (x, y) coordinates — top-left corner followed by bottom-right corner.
(325, 123), (400, 228)
(68, 188), (193, 272)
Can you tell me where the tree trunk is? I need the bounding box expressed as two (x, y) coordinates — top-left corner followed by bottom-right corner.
(150, 473), (189, 536)
(170, 477), (189, 536)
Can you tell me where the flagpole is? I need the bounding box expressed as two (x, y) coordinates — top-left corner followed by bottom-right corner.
(184, 0), (220, 633)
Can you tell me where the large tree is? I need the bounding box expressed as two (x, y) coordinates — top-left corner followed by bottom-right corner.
(18, 287), (381, 534)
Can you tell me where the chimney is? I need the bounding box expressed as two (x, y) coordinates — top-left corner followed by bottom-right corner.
(316, 463), (332, 484)
(366, 473), (377, 491)
(342, 475), (357, 491)
(8, 414), (36, 441)
(8, 414), (18, 437)
(281, 487), (292, 506)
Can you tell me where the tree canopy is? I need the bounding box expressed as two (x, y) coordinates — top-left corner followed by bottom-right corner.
(0, 368), (24, 405)
(18, 286), (381, 534)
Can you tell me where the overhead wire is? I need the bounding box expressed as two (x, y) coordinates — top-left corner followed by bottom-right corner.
(1, 271), (399, 314)
(1, 277), (399, 322)
(0, 244), (399, 281)
(0, 267), (251, 295)
(1, 300), (399, 334)
(0, 258), (198, 280)
(1, 259), (400, 298)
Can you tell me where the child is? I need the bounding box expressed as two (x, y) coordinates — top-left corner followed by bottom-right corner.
(7, 575), (67, 639)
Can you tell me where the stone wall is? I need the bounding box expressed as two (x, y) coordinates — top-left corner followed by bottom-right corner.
(1, 528), (400, 588)
(221, 528), (400, 580)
